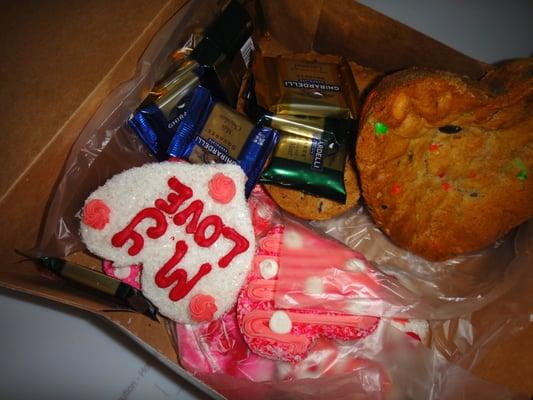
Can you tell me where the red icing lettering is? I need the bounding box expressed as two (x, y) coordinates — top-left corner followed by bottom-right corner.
(155, 177), (193, 214)
(111, 208), (167, 256)
(194, 215), (223, 247)
(173, 199), (204, 234)
(218, 227), (250, 268)
(155, 240), (213, 301)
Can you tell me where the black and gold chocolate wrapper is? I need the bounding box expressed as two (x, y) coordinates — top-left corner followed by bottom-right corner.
(38, 257), (158, 320)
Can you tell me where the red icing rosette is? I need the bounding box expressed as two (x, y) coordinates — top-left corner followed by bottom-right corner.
(208, 173), (236, 204)
(83, 199), (110, 230)
(189, 294), (218, 322)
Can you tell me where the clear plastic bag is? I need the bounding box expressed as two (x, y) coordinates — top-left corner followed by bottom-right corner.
(311, 207), (532, 320)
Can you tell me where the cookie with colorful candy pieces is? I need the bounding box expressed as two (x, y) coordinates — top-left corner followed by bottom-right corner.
(356, 59), (533, 261)
(80, 162), (255, 324)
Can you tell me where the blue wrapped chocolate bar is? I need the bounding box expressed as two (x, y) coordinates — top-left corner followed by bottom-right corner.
(168, 86), (279, 195)
(128, 60), (201, 161)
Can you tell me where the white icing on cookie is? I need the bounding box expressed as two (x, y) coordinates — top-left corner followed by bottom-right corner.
(345, 258), (366, 273)
(304, 276), (324, 295)
(269, 311), (292, 334)
(80, 162), (255, 324)
(259, 258), (278, 280)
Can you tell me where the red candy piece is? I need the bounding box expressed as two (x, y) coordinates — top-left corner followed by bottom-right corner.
(429, 143), (440, 152)
(390, 183), (402, 195)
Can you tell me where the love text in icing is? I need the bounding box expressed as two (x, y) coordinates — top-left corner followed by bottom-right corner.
(111, 177), (250, 303)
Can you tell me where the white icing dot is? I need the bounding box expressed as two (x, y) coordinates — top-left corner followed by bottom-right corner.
(259, 258), (278, 280)
(344, 301), (369, 315)
(345, 258), (366, 273)
(113, 266), (131, 279)
(276, 362), (293, 380)
(304, 276), (324, 295)
(269, 311), (292, 334)
(283, 230), (303, 249)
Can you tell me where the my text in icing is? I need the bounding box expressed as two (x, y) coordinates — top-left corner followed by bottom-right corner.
(111, 177), (249, 301)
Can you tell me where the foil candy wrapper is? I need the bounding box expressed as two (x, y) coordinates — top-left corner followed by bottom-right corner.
(168, 86), (279, 196)
(260, 115), (354, 203)
(128, 60), (201, 160)
(38, 257), (158, 320)
(252, 54), (359, 120)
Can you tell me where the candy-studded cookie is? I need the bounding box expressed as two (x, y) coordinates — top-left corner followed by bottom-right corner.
(356, 59), (533, 261)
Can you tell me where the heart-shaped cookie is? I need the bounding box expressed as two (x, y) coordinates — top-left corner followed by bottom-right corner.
(356, 59), (533, 261)
(80, 162), (255, 324)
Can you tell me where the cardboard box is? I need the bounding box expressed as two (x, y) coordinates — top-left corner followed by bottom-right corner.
(1, 0), (531, 398)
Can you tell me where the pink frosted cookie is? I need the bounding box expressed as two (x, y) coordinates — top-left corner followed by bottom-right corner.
(236, 225), (380, 363)
(80, 162), (255, 324)
(102, 260), (141, 289)
(176, 310), (276, 381)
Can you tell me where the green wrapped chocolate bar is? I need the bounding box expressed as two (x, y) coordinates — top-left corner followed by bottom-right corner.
(260, 115), (354, 203)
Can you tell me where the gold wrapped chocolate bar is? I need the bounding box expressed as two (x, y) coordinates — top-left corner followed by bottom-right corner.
(253, 53), (359, 119)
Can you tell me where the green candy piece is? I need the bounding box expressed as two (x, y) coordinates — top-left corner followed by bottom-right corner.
(374, 121), (389, 136)
(511, 158), (528, 180)
(513, 158), (526, 170)
(517, 170), (528, 181)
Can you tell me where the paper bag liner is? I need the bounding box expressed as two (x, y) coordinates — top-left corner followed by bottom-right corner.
(1, 0), (530, 397)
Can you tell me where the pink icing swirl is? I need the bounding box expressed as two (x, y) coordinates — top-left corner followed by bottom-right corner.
(208, 173), (236, 204)
(189, 294), (218, 322)
(83, 199), (110, 230)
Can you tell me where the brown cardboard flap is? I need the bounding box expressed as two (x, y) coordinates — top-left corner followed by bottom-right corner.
(0, 0), (183, 200)
(257, 0), (324, 54)
(0, 0), (191, 261)
(0, 0), (194, 382)
(259, 0), (487, 78)
(314, 1), (488, 77)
